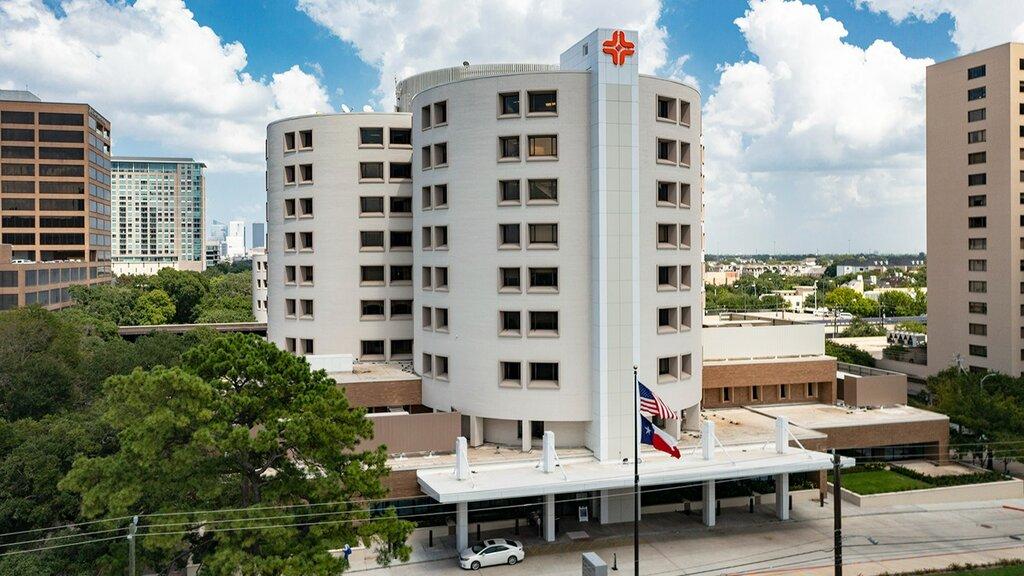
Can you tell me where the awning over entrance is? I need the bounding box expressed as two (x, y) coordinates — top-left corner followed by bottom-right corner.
(418, 420), (854, 504)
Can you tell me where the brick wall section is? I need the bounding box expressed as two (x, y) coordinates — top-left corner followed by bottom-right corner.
(340, 378), (421, 408)
(702, 358), (837, 408)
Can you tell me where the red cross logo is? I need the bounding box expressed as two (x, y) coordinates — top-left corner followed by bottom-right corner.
(602, 30), (635, 66)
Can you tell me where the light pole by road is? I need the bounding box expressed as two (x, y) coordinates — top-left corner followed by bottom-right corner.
(980, 372), (997, 391)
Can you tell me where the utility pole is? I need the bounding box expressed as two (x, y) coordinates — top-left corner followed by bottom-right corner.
(128, 516), (138, 576)
(832, 451), (843, 576)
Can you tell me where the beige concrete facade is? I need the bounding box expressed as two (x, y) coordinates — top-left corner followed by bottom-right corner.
(0, 92), (112, 309)
(928, 43), (1024, 376)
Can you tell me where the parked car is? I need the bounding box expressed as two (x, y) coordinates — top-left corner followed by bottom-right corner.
(459, 539), (525, 570)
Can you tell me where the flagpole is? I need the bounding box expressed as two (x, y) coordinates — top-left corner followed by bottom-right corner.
(633, 364), (640, 575)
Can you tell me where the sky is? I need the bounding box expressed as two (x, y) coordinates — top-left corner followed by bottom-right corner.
(2, 0), (1023, 253)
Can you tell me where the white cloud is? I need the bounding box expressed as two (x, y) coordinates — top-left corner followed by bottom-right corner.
(702, 0), (931, 252)
(296, 0), (675, 108)
(856, 0), (1024, 53)
(0, 0), (332, 171)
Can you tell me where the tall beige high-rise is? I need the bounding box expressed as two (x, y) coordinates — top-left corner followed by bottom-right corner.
(928, 43), (1024, 376)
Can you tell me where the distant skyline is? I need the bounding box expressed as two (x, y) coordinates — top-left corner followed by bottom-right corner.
(3, 0), (1023, 252)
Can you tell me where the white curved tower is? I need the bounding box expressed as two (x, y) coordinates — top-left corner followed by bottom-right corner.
(266, 113), (414, 359)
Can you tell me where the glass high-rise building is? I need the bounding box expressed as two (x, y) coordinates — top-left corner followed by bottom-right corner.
(110, 157), (206, 275)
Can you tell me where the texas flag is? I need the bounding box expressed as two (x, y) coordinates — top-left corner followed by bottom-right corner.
(640, 415), (681, 459)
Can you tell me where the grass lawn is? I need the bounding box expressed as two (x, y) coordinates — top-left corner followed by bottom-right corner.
(838, 469), (932, 495)
(929, 566), (1024, 575)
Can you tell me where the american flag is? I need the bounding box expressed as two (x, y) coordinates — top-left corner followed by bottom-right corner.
(638, 381), (676, 419)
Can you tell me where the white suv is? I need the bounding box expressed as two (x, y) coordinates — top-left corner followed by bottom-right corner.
(459, 539), (525, 570)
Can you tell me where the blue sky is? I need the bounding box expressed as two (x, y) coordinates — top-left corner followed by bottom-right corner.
(3, 0), (1011, 253)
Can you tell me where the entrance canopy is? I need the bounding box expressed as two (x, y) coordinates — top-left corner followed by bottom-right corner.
(418, 425), (853, 503)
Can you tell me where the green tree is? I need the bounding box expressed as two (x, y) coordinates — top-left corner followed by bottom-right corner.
(195, 271), (254, 323)
(153, 268), (210, 323)
(62, 334), (413, 575)
(823, 287), (861, 311)
(130, 288), (176, 325)
(825, 340), (876, 367)
(895, 321), (927, 334)
(878, 290), (916, 316)
(0, 307), (84, 420)
(842, 317), (886, 337)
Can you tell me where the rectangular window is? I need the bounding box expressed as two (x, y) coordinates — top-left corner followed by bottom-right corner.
(299, 231), (313, 250)
(300, 265), (314, 284)
(968, 151), (987, 165)
(658, 307), (678, 333)
(657, 181), (676, 206)
(657, 223), (677, 248)
(968, 173), (987, 186)
(968, 108), (986, 122)
(391, 340), (413, 359)
(528, 362), (559, 386)
(360, 300), (385, 319)
(807, 382), (817, 398)
(422, 306), (433, 329)
(0, 128), (33, 141)
(361, 265), (384, 285)
(527, 223), (558, 247)
(968, 86), (986, 101)
(657, 265), (678, 290)
(300, 299), (314, 318)
(527, 135), (557, 158)
(421, 105), (431, 129)
(969, 323), (988, 336)
(680, 142), (692, 166)
(421, 145), (431, 169)
(500, 310), (521, 335)
(969, 344), (988, 357)
(527, 91), (557, 114)
(435, 356), (449, 379)
(421, 185), (432, 210)
(284, 198), (296, 217)
(39, 112), (83, 126)
(528, 179), (557, 202)
(969, 237), (987, 250)
(361, 340), (385, 359)
(360, 127), (384, 146)
(499, 179), (521, 204)
(284, 232), (296, 251)
(529, 311), (558, 335)
(501, 361), (522, 386)
(391, 300), (413, 319)
(422, 353), (433, 375)
(969, 301), (987, 314)
(433, 143), (448, 166)
(433, 101), (447, 125)
(968, 129), (986, 143)
(968, 195), (987, 207)
(499, 267), (521, 291)
(389, 230), (412, 250)
(967, 65), (986, 80)
(1, 163), (34, 176)
(434, 225), (448, 249)
(498, 136), (520, 160)
(499, 223), (521, 248)
(389, 128), (411, 146)
(1, 111), (34, 124)
(969, 216), (987, 228)
(433, 185), (448, 208)
(360, 162), (384, 180)
(658, 356), (678, 382)
(360, 230), (384, 249)
(299, 130), (312, 149)
(434, 266), (449, 290)
(969, 280), (987, 293)
(656, 95), (676, 121)
(528, 267), (558, 290)
(360, 196), (384, 215)
(657, 138), (676, 163)
(969, 259), (987, 271)
(722, 387), (732, 403)
(298, 164), (313, 182)
(422, 227), (433, 249)
(499, 92), (520, 116)
(422, 266), (432, 289)
(780, 384), (789, 399)
(389, 162), (412, 180)
(284, 132), (296, 151)
(390, 196), (412, 215)
(1, 146), (34, 159)
(284, 165), (296, 184)
(390, 265), (412, 285)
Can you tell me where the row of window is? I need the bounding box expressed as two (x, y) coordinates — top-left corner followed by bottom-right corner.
(1, 129), (86, 143)
(284, 197), (314, 218)
(657, 139), (693, 166)
(1, 163), (85, 177)
(1, 232), (85, 245)
(421, 101), (448, 129)
(496, 310), (559, 337)
(421, 306), (449, 331)
(358, 127), (411, 147)
(656, 95), (694, 126)
(284, 298), (315, 318)
(421, 184), (449, 209)
(284, 337), (315, 355)
(360, 264), (412, 286)
(283, 130), (313, 152)
(657, 306), (694, 333)
(284, 264), (314, 284)
(657, 223), (693, 249)
(497, 135), (558, 161)
(657, 354), (694, 383)
(497, 360), (560, 389)
(360, 299), (413, 320)
(421, 142), (448, 169)
(0, 146), (86, 160)
(359, 229), (412, 251)
(360, 339), (412, 360)
(717, 382), (819, 403)
(283, 231), (314, 251)
(360, 195), (412, 216)
(359, 161), (412, 181)
(495, 223), (559, 249)
(1, 111), (84, 126)
(657, 181), (693, 209)
(420, 266), (449, 290)
(1, 215), (85, 228)
(419, 225), (450, 250)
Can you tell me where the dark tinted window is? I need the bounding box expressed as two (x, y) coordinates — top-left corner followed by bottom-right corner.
(2, 233), (34, 245)
(38, 112), (84, 126)
(40, 216), (84, 228)
(40, 233), (84, 245)
(39, 147), (84, 160)
(39, 129), (84, 143)
(1, 146), (33, 159)
(40, 164), (84, 177)
(359, 162), (383, 179)
(1, 216), (34, 227)
(359, 127), (383, 145)
(1, 128), (33, 141)
(39, 198), (84, 211)
(528, 91), (557, 113)
(967, 65), (986, 80)
(389, 128), (411, 145)
(389, 162), (412, 179)
(1, 198), (34, 210)
(500, 92), (520, 115)
(1, 163), (34, 176)
(39, 182), (84, 194)
(968, 87), (986, 101)
(1, 111), (33, 124)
